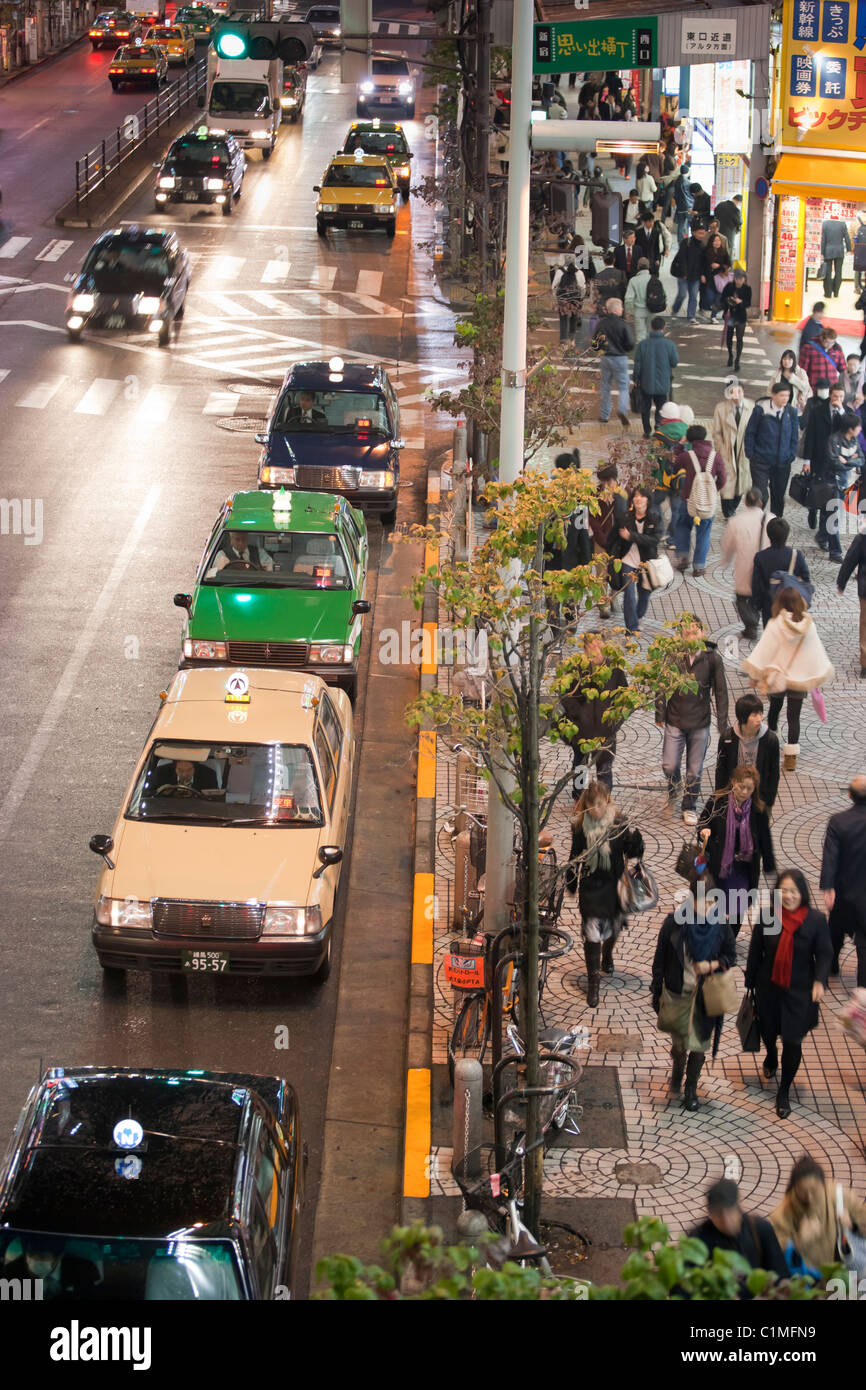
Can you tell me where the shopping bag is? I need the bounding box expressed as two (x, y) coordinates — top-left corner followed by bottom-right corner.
(736, 990), (761, 1051)
(702, 968), (739, 1017)
(645, 552), (674, 590)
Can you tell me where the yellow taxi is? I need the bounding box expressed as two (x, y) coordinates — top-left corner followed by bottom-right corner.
(145, 22), (196, 66)
(108, 42), (168, 90)
(88, 668), (354, 984)
(314, 150), (399, 238)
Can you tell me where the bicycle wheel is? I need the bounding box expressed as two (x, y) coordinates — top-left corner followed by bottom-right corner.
(448, 993), (491, 1086)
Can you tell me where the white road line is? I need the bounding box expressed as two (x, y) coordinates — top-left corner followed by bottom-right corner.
(250, 290), (293, 311)
(402, 437), (425, 448)
(17, 378), (65, 409)
(35, 239), (73, 263)
(209, 256), (246, 279)
(0, 485), (161, 844)
(16, 115), (50, 140)
(395, 392), (429, 405)
(355, 269), (382, 297)
(74, 378), (121, 415)
(310, 265), (337, 290)
(192, 343), (304, 363)
(261, 259), (290, 283)
(0, 237), (31, 259)
(353, 294), (400, 316)
(203, 391), (240, 415)
(134, 385), (181, 425)
(200, 293), (257, 318)
(0, 370), (10, 387)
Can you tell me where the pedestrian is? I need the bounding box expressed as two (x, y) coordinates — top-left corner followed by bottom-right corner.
(651, 401), (691, 544)
(719, 268), (751, 372)
(656, 614), (729, 826)
(704, 216), (731, 260)
(590, 250), (626, 321)
(559, 631), (628, 793)
(624, 256), (652, 345)
(632, 315), (678, 434)
(566, 780), (643, 1006)
(712, 376), (754, 516)
(634, 210), (669, 276)
(672, 165), (695, 244)
(837, 528), (866, 677)
(701, 233), (732, 320)
(750, 516), (812, 629)
(842, 353), (864, 408)
(743, 383), (799, 515)
(714, 692), (781, 812)
(690, 183), (711, 221)
(671, 424), (726, 576)
(820, 412), (865, 561)
(593, 298), (634, 430)
(610, 484), (662, 635)
(712, 194), (743, 255)
(820, 217), (852, 299)
(720, 488), (772, 641)
(635, 160), (657, 214)
(799, 326), (846, 392)
(689, 1179), (789, 1285)
(613, 228), (639, 281)
(800, 380), (847, 529)
(797, 301), (825, 356)
(698, 764), (776, 935)
(771, 1156), (866, 1272)
(820, 775), (866, 982)
(671, 225), (708, 322)
(551, 256), (584, 349)
(588, 460), (625, 619)
(745, 870), (832, 1119)
(770, 349), (811, 413)
(854, 212), (866, 292)
(742, 587), (833, 772)
(622, 189), (642, 231)
(651, 869), (737, 1110)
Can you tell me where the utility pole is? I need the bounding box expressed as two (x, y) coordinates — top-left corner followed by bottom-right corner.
(474, 0), (491, 291)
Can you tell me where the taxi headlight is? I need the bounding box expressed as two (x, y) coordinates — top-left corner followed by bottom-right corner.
(205, 177), (224, 190)
(262, 904), (322, 937)
(396, 165), (410, 177)
(383, 203), (396, 215)
(71, 293), (96, 312)
(158, 175), (176, 189)
(252, 128), (269, 139)
(209, 125), (227, 135)
(96, 896), (153, 931)
(360, 81), (374, 93)
(359, 469), (394, 488)
(261, 465), (295, 485)
(318, 202), (338, 212)
(184, 640), (227, 660)
(138, 296), (162, 315)
(309, 643), (353, 664)
(281, 95), (297, 106)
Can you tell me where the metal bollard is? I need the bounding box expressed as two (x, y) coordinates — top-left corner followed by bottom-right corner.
(453, 420), (467, 467)
(452, 1058), (483, 1182)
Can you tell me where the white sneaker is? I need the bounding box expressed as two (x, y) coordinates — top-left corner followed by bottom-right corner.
(682, 810), (697, 826)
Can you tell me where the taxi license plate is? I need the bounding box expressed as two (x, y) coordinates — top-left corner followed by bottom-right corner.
(105, 314), (125, 328)
(182, 950), (229, 972)
(379, 95), (393, 103)
(183, 191), (199, 201)
(348, 219), (364, 228)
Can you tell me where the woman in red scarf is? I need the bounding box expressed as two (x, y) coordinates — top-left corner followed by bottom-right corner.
(745, 870), (832, 1118)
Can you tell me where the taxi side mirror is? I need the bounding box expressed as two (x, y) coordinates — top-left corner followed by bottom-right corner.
(173, 592), (192, 609)
(313, 845), (343, 879)
(392, 439), (405, 450)
(352, 599), (371, 615)
(89, 834), (115, 869)
(254, 432), (269, 445)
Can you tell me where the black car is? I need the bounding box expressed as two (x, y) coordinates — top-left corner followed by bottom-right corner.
(281, 61), (307, 121)
(89, 10), (143, 49)
(341, 119), (413, 197)
(0, 1067), (303, 1300)
(155, 127), (246, 216)
(66, 227), (191, 346)
(257, 359), (403, 524)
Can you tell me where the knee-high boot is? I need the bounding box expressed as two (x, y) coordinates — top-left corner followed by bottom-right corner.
(669, 1043), (687, 1094)
(584, 941), (601, 1007)
(601, 936), (615, 975)
(682, 1051), (705, 1111)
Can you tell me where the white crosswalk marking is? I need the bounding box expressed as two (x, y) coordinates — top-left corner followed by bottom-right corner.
(261, 259), (290, 284)
(210, 256), (246, 280)
(74, 378), (121, 415)
(35, 239), (73, 263)
(135, 385), (180, 425)
(0, 237), (31, 259)
(355, 269), (382, 297)
(200, 293), (257, 318)
(0, 370), (10, 387)
(310, 265), (337, 290)
(17, 378), (65, 409)
(250, 290), (293, 311)
(203, 391), (239, 415)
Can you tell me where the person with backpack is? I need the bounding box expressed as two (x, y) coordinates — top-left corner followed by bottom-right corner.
(624, 256), (653, 345)
(609, 484), (662, 634)
(719, 268), (751, 373)
(632, 316), (679, 436)
(742, 588), (833, 772)
(671, 424), (727, 576)
(750, 516), (812, 628)
(634, 211), (669, 276)
(720, 487), (772, 640)
(551, 256), (585, 348)
(651, 401), (691, 543)
(820, 413), (865, 561)
(743, 383), (799, 516)
(712, 377), (754, 516)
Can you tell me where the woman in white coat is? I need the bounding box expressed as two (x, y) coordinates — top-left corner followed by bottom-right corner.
(712, 377), (755, 518)
(742, 587), (833, 772)
(768, 350), (812, 414)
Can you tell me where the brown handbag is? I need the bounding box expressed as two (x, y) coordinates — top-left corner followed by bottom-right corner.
(702, 968), (739, 1017)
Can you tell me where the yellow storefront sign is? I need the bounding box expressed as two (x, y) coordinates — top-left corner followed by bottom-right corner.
(781, 0), (866, 150)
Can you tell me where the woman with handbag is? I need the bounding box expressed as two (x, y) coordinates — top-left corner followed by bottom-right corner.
(698, 765), (775, 936)
(651, 869), (737, 1110)
(745, 869), (832, 1118)
(770, 1156), (866, 1275)
(742, 588), (833, 772)
(610, 484), (662, 635)
(566, 781), (644, 1007)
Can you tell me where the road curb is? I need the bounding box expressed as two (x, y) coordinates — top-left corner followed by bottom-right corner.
(0, 31), (88, 88)
(55, 109), (201, 228)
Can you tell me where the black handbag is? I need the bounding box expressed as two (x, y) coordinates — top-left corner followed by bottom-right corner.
(629, 381), (643, 414)
(736, 990), (761, 1052)
(789, 471), (811, 506)
(675, 839), (700, 880)
(809, 477), (836, 508)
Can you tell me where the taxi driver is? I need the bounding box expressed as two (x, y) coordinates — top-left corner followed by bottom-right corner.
(215, 531), (274, 572)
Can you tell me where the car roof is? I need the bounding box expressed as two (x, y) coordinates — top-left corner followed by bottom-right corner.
(96, 226), (174, 248)
(349, 120), (406, 135)
(153, 666), (336, 743)
(281, 360), (386, 391)
(222, 489), (353, 532)
(328, 153), (392, 168)
(0, 1069), (291, 1238)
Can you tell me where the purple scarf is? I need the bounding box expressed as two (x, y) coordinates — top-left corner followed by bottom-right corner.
(720, 794), (753, 881)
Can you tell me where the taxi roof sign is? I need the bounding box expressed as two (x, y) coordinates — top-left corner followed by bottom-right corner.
(225, 671), (251, 704)
(113, 1118), (144, 1150)
(272, 487), (292, 515)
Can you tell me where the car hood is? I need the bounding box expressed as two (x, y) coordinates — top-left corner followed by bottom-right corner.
(106, 819), (323, 905)
(321, 188), (395, 207)
(265, 432), (393, 468)
(188, 584), (355, 642)
(71, 273), (169, 300)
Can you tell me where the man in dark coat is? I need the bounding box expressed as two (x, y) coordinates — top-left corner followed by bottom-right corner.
(613, 228), (639, 280)
(798, 301), (826, 355)
(715, 693), (781, 810)
(559, 632), (628, 792)
(592, 250), (626, 311)
(670, 225), (708, 322)
(633, 211), (667, 275)
(713, 195), (742, 250)
(689, 1179), (789, 1288)
(751, 516), (812, 627)
(633, 318), (679, 437)
(656, 617), (729, 825)
(837, 529), (866, 677)
(820, 217), (852, 299)
(820, 775), (866, 982)
(744, 383), (799, 515)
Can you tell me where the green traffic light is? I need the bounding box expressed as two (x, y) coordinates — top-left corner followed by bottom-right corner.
(216, 31), (247, 58)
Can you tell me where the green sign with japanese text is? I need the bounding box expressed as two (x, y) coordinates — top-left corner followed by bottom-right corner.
(534, 17), (657, 74)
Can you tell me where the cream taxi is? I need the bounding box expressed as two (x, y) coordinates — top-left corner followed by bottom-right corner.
(88, 668), (353, 984)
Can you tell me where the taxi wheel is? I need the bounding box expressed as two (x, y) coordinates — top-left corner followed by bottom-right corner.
(311, 935), (332, 985)
(385, 219), (396, 238)
(262, 145), (272, 161)
(222, 196), (233, 216)
(400, 185), (410, 201)
(67, 328), (82, 343)
(316, 216), (326, 238)
(381, 506), (397, 528)
(110, 81), (120, 92)
(158, 317), (172, 347)
(100, 962), (126, 985)
(341, 675), (358, 705)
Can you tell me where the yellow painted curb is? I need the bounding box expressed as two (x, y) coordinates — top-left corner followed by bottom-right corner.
(403, 1068), (431, 1198)
(421, 621), (437, 675)
(412, 871), (435, 965)
(423, 541), (438, 573)
(417, 730), (436, 798)
(427, 475), (441, 504)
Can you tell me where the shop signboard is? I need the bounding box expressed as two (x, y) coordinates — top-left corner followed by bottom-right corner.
(681, 18), (737, 57)
(713, 60), (752, 154)
(533, 17), (657, 74)
(777, 196), (801, 291)
(782, 0), (866, 149)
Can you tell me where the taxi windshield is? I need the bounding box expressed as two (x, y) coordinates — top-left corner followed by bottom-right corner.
(82, 240), (170, 287)
(203, 529), (352, 588)
(167, 139), (229, 171)
(0, 1231), (243, 1300)
(127, 742), (324, 826)
(323, 163), (392, 188)
(150, 27), (182, 38)
(346, 132), (408, 156)
(116, 45), (157, 59)
(371, 58), (409, 76)
(273, 388), (389, 435)
(209, 81), (270, 116)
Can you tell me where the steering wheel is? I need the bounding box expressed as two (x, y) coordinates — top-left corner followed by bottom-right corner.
(155, 784), (197, 797)
(221, 560), (257, 571)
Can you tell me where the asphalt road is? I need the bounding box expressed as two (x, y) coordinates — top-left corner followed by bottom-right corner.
(0, 29), (453, 1293)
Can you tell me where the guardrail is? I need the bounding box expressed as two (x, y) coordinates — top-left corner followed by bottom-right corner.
(74, 59), (208, 206)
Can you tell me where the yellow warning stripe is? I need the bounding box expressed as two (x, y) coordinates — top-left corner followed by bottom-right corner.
(403, 1068), (431, 1198)
(421, 621), (437, 675)
(412, 871), (434, 965)
(417, 729), (436, 798)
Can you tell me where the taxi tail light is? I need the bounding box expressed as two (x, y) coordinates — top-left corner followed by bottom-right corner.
(355, 418), (372, 430)
(374, 178), (387, 185)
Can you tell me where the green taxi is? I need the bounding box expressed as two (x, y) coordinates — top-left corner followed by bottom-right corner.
(174, 489), (370, 702)
(174, 5), (216, 39)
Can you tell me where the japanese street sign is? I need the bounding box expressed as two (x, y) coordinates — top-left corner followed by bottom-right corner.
(533, 17), (657, 74)
(681, 17), (737, 57)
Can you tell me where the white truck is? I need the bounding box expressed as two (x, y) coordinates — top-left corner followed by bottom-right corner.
(205, 50), (283, 159)
(126, 0), (166, 24)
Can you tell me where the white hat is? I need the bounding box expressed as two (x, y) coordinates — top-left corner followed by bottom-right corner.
(659, 402), (680, 421)
(678, 404), (695, 426)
